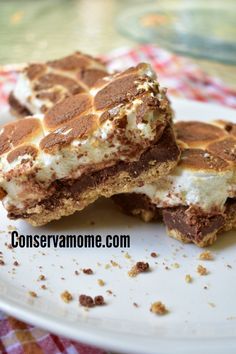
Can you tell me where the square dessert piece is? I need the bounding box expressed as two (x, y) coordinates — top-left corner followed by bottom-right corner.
(9, 52), (107, 117)
(113, 121), (236, 247)
(0, 63), (180, 225)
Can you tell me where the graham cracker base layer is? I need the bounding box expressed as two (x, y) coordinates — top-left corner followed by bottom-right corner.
(24, 160), (177, 226)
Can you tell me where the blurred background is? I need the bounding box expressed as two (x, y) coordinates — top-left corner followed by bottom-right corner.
(1, 0), (236, 87)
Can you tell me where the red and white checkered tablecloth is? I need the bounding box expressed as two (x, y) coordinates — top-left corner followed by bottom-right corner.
(0, 45), (236, 354)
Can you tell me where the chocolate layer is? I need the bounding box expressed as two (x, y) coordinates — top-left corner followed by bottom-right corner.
(8, 124), (180, 219)
(162, 207), (225, 244)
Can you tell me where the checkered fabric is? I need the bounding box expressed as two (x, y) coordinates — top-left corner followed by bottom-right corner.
(0, 45), (236, 354)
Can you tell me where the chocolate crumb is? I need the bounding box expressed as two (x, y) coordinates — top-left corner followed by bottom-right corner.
(0, 260), (5, 266)
(133, 302), (139, 308)
(128, 261), (149, 277)
(13, 261), (19, 266)
(94, 295), (105, 306)
(75, 270), (80, 275)
(83, 268), (93, 275)
(79, 294), (94, 307)
(150, 252), (157, 258)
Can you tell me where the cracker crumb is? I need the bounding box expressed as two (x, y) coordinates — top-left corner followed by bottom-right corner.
(172, 262), (180, 269)
(185, 274), (192, 283)
(208, 302), (216, 308)
(150, 301), (168, 315)
(128, 262), (149, 277)
(28, 291), (37, 298)
(61, 290), (73, 303)
(124, 252), (131, 259)
(97, 279), (105, 286)
(8, 225), (16, 231)
(197, 265), (208, 275)
(41, 285), (47, 290)
(110, 260), (121, 268)
(38, 274), (46, 281)
(199, 251), (214, 261)
(83, 268), (93, 275)
(105, 264), (111, 269)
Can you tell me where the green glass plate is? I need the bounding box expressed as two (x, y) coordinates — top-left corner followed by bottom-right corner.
(117, 1), (236, 64)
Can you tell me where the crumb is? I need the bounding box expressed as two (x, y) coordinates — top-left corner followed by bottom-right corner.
(106, 290), (113, 295)
(197, 265), (208, 275)
(83, 268), (93, 275)
(165, 266), (169, 270)
(61, 277), (65, 280)
(227, 264), (232, 269)
(13, 261), (19, 266)
(150, 252), (157, 258)
(105, 264), (110, 269)
(124, 252), (131, 259)
(94, 295), (105, 306)
(0, 260), (5, 266)
(28, 291), (37, 298)
(172, 262), (180, 269)
(97, 279), (105, 286)
(74, 270), (79, 275)
(199, 251), (214, 261)
(61, 290), (73, 303)
(128, 262), (149, 277)
(41, 285), (47, 290)
(8, 225), (16, 231)
(6, 244), (13, 250)
(204, 285), (208, 290)
(79, 294), (94, 308)
(208, 302), (216, 308)
(150, 301), (168, 315)
(185, 274), (192, 283)
(133, 302), (139, 308)
(90, 221), (95, 225)
(110, 260), (120, 268)
(38, 274), (46, 281)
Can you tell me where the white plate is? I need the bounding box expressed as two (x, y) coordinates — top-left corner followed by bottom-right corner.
(0, 98), (236, 354)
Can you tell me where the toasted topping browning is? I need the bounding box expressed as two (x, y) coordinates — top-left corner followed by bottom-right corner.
(180, 149), (229, 172)
(44, 93), (93, 130)
(176, 121), (225, 146)
(10, 52), (107, 116)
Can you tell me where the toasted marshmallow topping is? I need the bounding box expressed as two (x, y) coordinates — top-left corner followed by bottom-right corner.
(133, 121), (236, 212)
(0, 63), (172, 211)
(10, 52), (107, 115)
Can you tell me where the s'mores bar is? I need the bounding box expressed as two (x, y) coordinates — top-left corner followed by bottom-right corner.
(0, 63), (180, 226)
(113, 121), (236, 247)
(9, 52), (107, 117)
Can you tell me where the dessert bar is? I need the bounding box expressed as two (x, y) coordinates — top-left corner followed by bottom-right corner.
(113, 121), (236, 246)
(0, 63), (179, 225)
